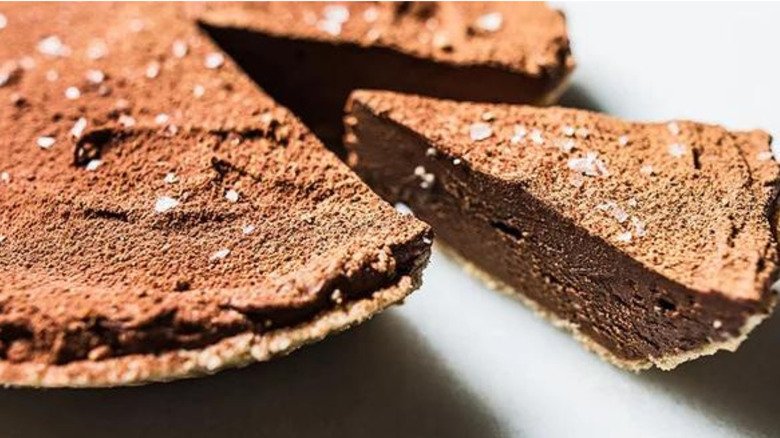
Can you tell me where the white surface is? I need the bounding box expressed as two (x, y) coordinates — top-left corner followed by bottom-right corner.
(2, 3), (779, 438)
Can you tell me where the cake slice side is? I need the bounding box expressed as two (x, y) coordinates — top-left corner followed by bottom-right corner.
(345, 90), (779, 370)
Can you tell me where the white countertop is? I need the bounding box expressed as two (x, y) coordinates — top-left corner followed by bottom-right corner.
(1, 3), (778, 437)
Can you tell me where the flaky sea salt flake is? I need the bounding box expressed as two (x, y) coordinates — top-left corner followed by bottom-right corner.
(210, 248), (230, 261)
(632, 217), (646, 237)
(511, 125), (527, 144)
(86, 69), (105, 84)
(469, 122), (492, 141)
(557, 138), (575, 153)
(155, 113), (170, 125)
(64, 86), (81, 100)
(85, 159), (102, 171)
(118, 114), (136, 128)
(193, 84), (206, 98)
(70, 117), (87, 138)
(394, 202), (413, 216)
(86, 40), (108, 60)
(172, 40), (189, 58)
(37, 36), (70, 57)
(204, 52), (225, 70)
(154, 196), (179, 213)
(163, 172), (178, 184)
(530, 129), (544, 145)
(145, 61), (160, 79)
(225, 189), (240, 203)
(668, 143), (686, 158)
(37, 136), (55, 149)
(568, 152), (608, 177)
(323, 5), (349, 22)
(475, 12), (503, 33)
(363, 7), (379, 23)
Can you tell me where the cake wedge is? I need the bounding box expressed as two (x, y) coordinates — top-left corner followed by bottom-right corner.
(0, 3), (430, 387)
(345, 90), (780, 370)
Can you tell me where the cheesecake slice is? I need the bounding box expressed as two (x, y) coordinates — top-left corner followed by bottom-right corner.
(200, 1), (574, 153)
(346, 90), (780, 370)
(0, 3), (430, 387)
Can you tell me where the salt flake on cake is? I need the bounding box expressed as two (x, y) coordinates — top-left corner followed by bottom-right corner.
(85, 159), (102, 172)
(36, 136), (56, 149)
(64, 86), (81, 100)
(615, 231), (632, 243)
(469, 122), (492, 141)
(567, 152), (609, 177)
(172, 40), (189, 58)
(85, 69), (105, 84)
(204, 53), (225, 70)
(154, 196), (179, 213)
(668, 143), (687, 158)
(510, 125), (527, 144)
(70, 117), (87, 138)
(37, 36), (71, 57)
(145, 61), (161, 79)
(475, 12), (503, 33)
(209, 248), (230, 262)
(530, 129), (544, 145)
(163, 172), (178, 184)
(225, 189), (240, 203)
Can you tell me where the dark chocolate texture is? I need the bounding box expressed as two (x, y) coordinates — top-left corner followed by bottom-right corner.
(346, 90), (779, 369)
(200, 1), (573, 154)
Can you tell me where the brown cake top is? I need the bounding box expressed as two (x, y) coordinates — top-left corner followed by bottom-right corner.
(201, 1), (574, 80)
(0, 3), (429, 366)
(349, 90), (780, 303)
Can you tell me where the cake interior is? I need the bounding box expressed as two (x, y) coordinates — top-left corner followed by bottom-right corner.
(201, 24), (564, 156)
(346, 100), (773, 369)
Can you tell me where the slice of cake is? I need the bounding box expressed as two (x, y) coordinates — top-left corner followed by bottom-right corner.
(0, 4), (430, 387)
(200, 1), (574, 153)
(345, 90), (780, 370)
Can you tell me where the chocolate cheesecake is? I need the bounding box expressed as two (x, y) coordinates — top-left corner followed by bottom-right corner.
(200, 1), (574, 154)
(0, 4), (430, 387)
(346, 90), (780, 370)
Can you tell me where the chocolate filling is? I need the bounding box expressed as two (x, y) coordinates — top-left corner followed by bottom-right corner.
(347, 102), (769, 363)
(201, 24), (567, 156)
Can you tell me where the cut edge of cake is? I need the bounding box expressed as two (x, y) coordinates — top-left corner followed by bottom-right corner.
(437, 241), (775, 371)
(344, 89), (780, 371)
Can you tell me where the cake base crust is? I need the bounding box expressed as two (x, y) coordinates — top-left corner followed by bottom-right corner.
(0, 262), (425, 388)
(437, 242), (775, 371)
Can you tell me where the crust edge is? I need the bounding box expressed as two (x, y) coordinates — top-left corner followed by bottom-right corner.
(0, 262), (426, 388)
(436, 242), (776, 372)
